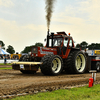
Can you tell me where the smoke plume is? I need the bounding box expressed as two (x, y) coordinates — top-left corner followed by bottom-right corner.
(45, 0), (56, 29)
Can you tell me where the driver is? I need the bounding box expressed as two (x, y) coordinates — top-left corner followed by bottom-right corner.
(58, 40), (62, 46)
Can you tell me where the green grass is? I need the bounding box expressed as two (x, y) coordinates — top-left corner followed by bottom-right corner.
(0, 63), (11, 66)
(6, 84), (100, 100)
(0, 67), (12, 70)
(0, 63), (12, 69)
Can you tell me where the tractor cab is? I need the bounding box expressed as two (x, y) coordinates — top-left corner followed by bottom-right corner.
(46, 31), (75, 58)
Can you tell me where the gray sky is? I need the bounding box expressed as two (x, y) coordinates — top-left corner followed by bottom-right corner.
(0, 0), (100, 53)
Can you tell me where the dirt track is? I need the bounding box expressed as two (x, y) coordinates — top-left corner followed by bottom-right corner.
(0, 66), (100, 99)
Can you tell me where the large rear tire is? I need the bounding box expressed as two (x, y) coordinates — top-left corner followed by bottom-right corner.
(40, 55), (63, 76)
(64, 51), (86, 74)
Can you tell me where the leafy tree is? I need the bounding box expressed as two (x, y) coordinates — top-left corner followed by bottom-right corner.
(35, 42), (43, 47)
(0, 40), (5, 49)
(80, 41), (88, 50)
(76, 44), (80, 48)
(21, 42), (43, 53)
(21, 46), (32, 53)
(6, 45), (15, 54)
(76, 41), (88, 50)
(88, 43), (100, 50)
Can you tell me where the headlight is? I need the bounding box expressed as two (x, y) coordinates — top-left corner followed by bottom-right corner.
(32, 47), (38, 53)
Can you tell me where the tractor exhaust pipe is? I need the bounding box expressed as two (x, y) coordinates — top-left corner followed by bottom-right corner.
(51, 32), (54, 48)
(47, 29), (50, 47)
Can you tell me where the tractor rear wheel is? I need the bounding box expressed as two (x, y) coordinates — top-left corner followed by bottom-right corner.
(40, 54), (63, 75)
(64, 51), (86, 74)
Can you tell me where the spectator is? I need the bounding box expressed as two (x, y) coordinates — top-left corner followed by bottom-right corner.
(4, 54), (7, 64)
(0, 55), (3, 59)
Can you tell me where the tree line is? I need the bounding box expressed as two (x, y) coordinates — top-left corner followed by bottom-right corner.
(0, 40), (43, 54)
(76, 41), (100, 50)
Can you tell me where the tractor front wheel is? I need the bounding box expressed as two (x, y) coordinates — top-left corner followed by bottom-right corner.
(40, 55), (63, 76)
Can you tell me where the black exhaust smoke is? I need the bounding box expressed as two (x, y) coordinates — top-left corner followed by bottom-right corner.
(45, 0), (56, 47)
(45, 0), (56, 29)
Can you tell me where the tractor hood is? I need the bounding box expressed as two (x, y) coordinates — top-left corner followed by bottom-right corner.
(31, 46), (57, 57)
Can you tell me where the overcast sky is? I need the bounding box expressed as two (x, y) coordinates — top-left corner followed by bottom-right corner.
(0, 0), (100, 53)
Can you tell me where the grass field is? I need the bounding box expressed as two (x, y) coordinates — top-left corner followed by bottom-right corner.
(0, 63), (11, 66)
(0, 67), (12, 70)
(0, 63), (12, 69)
(5, 84), (100, 100)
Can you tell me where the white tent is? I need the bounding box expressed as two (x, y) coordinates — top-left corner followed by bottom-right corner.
(0, 49), (10, 55)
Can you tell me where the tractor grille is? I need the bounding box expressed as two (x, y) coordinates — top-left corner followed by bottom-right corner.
(32, 47), (38, 53)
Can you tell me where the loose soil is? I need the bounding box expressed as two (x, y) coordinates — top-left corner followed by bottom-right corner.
(0, 65), (100, 99)
(0, 65), (11, 68)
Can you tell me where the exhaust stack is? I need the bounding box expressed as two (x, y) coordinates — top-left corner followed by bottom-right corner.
(47, 29), (50, 47)
(51, 32), (54, 48)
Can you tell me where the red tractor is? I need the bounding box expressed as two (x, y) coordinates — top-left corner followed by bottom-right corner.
(12, 30), (87, 75)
